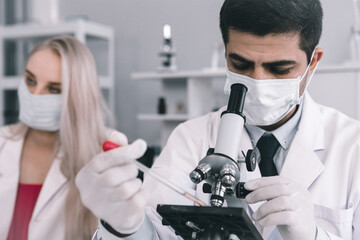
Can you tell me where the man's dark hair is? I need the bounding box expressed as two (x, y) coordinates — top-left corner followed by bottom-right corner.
(220, 0), (323, 62)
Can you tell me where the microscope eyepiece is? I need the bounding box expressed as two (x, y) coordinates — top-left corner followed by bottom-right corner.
(221, 83), (247, 118)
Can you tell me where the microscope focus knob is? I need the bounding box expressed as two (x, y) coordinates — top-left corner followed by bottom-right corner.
(207, 148), (215, 155)
(235, 182), (252, 199)
(245, 149), (258, 172)
(202, 183), (212, 194)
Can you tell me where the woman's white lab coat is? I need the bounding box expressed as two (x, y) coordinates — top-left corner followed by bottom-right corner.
(143, 92), (360, 240)
(0, 126), (69, 240)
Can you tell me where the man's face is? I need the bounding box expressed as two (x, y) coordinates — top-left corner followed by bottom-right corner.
(226, 29), (311, 95)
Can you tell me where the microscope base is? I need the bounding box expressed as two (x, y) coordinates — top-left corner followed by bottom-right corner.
(157, 205), (263, 240)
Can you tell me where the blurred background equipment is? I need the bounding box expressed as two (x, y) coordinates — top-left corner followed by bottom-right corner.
(159, 24), (177, 72)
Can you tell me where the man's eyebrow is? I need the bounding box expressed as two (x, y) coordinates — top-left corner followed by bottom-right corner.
(229, 53), (297, 67)
(228, 53), (253, 64)
(25, 69), (36, 78)
(264, 60), (298, 68)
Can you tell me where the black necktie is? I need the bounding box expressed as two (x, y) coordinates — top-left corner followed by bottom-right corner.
(256, 134), (280, 176)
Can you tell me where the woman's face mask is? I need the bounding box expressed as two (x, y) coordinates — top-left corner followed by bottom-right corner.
(18, 79), (62, 131)
(224, 52), (318, 126)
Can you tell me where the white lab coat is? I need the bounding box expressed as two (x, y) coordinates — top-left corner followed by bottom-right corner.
(0, 125), (70, 240)
(143, 92), (360, 240)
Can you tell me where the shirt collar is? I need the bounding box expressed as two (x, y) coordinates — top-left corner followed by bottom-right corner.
(245, 98), (304, 150)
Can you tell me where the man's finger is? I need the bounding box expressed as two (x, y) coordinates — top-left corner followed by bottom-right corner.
(245, 176), (291, 190)
(257, 210), (298, 228)
(245, 183), (294, 203)
(252, 196), (297, 221)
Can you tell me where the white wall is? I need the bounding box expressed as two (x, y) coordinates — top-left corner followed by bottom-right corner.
(59, 0), (358, 144)
(309, 1), (359, 119)
(60, 0), (223, 145)
(319, 0), (355, 64)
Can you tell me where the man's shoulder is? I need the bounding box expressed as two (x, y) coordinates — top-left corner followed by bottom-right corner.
(314, 102), (360, 148)
(176, 108), (223, 133)
(317, 102), (360, 129)
(304, 93), (360, 131)
(165, 108), (223, 147)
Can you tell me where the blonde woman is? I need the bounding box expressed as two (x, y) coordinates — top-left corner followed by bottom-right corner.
(0, 36), (123, 240)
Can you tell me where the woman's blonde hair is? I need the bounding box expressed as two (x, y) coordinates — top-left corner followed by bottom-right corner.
(27, 36), (111, 239)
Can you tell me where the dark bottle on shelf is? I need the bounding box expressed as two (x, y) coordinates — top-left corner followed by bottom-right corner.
(158, 97), (167, 114)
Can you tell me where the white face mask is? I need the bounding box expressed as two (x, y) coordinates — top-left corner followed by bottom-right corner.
(224, 53), (318, 126)
(18, 79), (62, 131)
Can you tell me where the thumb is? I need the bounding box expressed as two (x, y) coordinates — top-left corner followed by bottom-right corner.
(108, 131), (128, 146)
(128, 139), (147, 159)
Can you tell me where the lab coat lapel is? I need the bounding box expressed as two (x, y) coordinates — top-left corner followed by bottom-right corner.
(262, 93), (325, 239)
(31, 157), (68, 220)
(0, 135), (24, 239)
(280, 93), (325, 187)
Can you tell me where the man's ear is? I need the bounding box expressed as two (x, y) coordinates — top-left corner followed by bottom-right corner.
(309, 47), (324, 73)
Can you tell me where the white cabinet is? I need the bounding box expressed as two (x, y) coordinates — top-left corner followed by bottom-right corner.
(133, 63), (360, 146)
(0, 19), (115, 125)
(132, 69), (226, 146)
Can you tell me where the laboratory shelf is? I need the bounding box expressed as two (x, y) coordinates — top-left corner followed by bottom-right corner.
(133, 68), (221, 146)
(131, 68), (227, 80)
(316, 62), (360, 73)
(0, 20), (113, 41)
(137, 114), (189, 121)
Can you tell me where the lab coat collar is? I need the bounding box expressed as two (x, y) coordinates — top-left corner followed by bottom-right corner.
(32, 156), (68, 220)
(0, 131), (24, 239)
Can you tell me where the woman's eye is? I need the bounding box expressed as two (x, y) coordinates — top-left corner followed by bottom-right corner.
(49, 87), (61, 94)
(25, 77), (36, 86)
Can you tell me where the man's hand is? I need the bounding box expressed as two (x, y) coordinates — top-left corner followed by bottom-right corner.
(245, 176), (317, 240)
(75, 131), (148, 235)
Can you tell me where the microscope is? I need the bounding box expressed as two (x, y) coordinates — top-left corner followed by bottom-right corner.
(157, 83), (263, 240)
(189, 83), (258, 207)
(158, 24), (177, 71)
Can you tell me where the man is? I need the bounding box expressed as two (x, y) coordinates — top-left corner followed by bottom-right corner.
(76, 0), (360, 239)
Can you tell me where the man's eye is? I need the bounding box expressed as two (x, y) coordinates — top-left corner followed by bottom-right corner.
(49, 87), (61, 94)
(232, 63), (250, 71)
(271, 68), (291, 75)
(25, 77), (36, 86)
